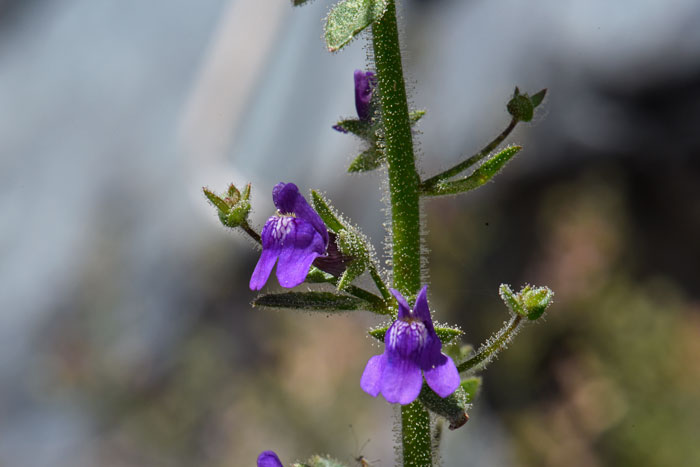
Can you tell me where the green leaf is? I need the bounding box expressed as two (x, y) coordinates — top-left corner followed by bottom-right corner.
(427, 145), (522, 196)
(369, 325), (463, 344)
(530, 88), (547, 108)
(460, 377), (482, 403)
(325, 0), (389, 52)
(409, 109), (426, 125)
(348, 147), (384, 172)
(253, 292), (369, 312)
(418, 383), (470, 430)
(311, 190), (345, 233)
(291, 0), (313, 6)
(333, 118), (372, 138)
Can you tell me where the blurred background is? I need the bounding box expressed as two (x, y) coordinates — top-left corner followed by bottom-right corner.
(1, 0), (699, 465)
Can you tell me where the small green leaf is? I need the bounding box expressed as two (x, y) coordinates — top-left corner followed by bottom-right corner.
(325, 0), (389, 52)
(291, 0), (313, 6)
(348, 147), (384, 172)
(409, 109), (426, 125)
(460, 377), (482, 403)
(369, 325), (463, 344)
(418, 383), (470, 430)
(253, 292), (369, 312)
(530, 88), (547, 108)
(305, 266), (335, 283)
(333, 118), (372, 138)
(311, 190), (345, 233)
(428, 146), (522, 196)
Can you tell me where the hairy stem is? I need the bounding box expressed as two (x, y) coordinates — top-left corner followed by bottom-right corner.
(369, 264), (391, 302)
(240, 223), (262, 244)
(372, 1), (431, 465)
(457, 314), (524, 374)
(421, 117), (518, 191)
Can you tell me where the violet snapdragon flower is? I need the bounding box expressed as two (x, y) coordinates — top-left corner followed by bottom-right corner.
(257, 451), (283, 467)
(249, 183), (329, 290)
(360, 286), (460, 405)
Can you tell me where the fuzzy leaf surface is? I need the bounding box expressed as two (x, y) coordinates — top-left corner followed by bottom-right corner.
(325, 0), (388, 52)
(253, 292), (369, 312)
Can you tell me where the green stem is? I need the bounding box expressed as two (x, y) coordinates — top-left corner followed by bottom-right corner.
(457, 314), (524, 374)
(372, 1), (430, 465)
(369, 264), (391, 302)
(421, 118), (518, 190)
(241, 223), (262, 244)
(373, 0), (421, 297)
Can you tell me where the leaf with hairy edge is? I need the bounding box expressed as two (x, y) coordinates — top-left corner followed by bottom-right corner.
(427, 146), (522, 196)
(369, 325), (463, 344)
(325, 0), (389, 52)
(348, 147), (383, 172)
(311, 190), (345, 233)
(253, 292), (370, 312)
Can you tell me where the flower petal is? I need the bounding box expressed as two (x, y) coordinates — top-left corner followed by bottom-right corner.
(389, 288), (411, 320)
(413, 285), (434, 332)
(360, 353), (386, 397)
(276, 219), (325, 288)
(257, 451), (283, 467)
(272, 183), (328, 246)
(354, 70), (374, 121)
(424, 354), (460, 398)
(380, 356), (423, 405)
(249, 217), (283, 290)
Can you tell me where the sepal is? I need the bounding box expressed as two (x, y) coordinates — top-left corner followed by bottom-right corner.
(332, 118), (373, 138)
(335, 229), (370, 290)
(348, 147), (383, 172)
(418, 383), (470, 430)
(203, 183), (252, 228)
(325, 0), (389, 52)
(310, 190), (345, 233)
(507, 86), (546, 122)
(369, 324), (463, 344)
(253, 291), (373, 312)
(499, 283), (554, 320)
(460, 377), (482, 403)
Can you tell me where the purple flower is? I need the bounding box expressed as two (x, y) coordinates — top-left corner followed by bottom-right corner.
(249, 183), (329, 290)
(257, 451), (283, 467)
(354, 69), (375, 121)
(360, 286), (460, 405)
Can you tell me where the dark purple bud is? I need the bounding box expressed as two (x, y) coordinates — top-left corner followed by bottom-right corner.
(257, 451), (283, 467)
(354, 69), (375, 121)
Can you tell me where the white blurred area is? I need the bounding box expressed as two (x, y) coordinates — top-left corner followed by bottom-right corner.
(1, 0), (699, 465)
